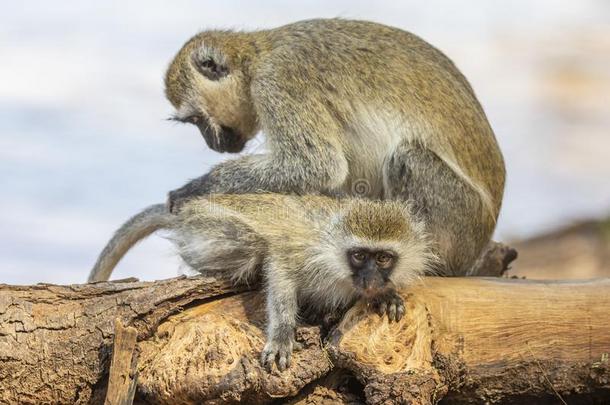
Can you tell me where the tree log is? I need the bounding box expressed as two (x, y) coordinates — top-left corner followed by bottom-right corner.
(2, 272), (609, 403)
(330, 278), (610, 404)
(0, 275), (244, 404)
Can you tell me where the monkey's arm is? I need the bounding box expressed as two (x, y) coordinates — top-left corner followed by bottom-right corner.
(168, 146), (347, 211)
(168, 61), (349, 210)
(260, 263), (299, 372)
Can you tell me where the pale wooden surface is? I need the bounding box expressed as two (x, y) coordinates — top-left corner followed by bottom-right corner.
(332, 277), (610, 404)
(105, 319), (138, 405)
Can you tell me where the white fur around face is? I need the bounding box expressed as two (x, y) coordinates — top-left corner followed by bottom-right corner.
(300, 243), (357, 312)
(296, 223), (434, 314)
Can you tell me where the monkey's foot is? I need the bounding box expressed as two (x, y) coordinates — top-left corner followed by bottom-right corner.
(373, 292), (405, 322)
(261, 338), (294, 372)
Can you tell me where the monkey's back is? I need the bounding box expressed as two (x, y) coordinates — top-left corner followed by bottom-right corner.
(174, 194), (432, 313)
(173, 194), (347, 297)
(176, 194), (339, 251)
(176, 194), (421, 265)
(257, 18), (505, 220)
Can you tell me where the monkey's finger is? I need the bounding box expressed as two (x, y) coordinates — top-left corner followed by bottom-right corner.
(378, 301), (388, 317)
(286, 353), (292, 368)
(278, 352), (291, 371)
(293, 341), (304, 352)
(261, 350), (277, 372)
(388, 303), (397, 322)
(265, 355), (276, 372)
(396, 303), (406, 321)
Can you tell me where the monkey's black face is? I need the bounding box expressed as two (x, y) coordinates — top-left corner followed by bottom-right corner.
(178, 115), (247, 153)
(348, 248), (397, 297)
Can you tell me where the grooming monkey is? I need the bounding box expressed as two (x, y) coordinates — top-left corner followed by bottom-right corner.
(164, 18), (505, 275)
(88, 194), (433, 370)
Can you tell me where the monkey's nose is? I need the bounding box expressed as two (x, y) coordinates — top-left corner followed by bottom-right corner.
(359, 278), (383, 297)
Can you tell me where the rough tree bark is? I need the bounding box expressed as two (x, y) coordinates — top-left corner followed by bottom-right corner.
(0, 275), (244, 404)
(1, 244), (609, 404)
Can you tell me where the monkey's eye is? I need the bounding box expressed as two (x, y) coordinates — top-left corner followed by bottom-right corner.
(200, 59), (216, 70)
(351, 251), (367, 264)
(376, 252), (395, 267)
(194, 56), (229, 80)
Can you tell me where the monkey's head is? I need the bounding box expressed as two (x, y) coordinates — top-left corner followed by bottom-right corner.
(165, 32), (259, 153)
(324, 200), (434, 299)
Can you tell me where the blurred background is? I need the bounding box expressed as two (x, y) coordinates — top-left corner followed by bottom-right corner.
(1, 0), (608, 284)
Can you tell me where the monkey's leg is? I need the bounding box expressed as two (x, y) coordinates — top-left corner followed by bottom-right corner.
(261, 261), (298, 372)
(173, 215), (267, 284)
(383, 143), (493, 276)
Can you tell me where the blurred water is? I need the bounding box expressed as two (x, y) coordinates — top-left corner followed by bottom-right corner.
(1, 0), (609, 284)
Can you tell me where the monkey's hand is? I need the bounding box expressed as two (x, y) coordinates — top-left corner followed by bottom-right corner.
(167, 172), (216, 213)
(261, 336), (295, 372)
(373, 291), (405, 323)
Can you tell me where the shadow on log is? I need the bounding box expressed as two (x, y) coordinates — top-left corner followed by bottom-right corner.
(1, 244), (609, 404)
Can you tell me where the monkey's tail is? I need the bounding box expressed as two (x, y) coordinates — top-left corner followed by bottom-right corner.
(88, 204), (172, 282)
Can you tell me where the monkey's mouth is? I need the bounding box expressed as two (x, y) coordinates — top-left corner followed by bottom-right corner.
(197, 121), (246, 153)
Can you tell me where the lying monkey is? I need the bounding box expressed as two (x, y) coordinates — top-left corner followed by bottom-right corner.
(88, 194), (434, 370)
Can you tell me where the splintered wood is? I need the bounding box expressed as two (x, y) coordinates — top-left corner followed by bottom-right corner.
(105, 319), (138, 405)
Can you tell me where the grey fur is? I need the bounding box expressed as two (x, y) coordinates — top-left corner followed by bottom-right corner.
(383, 142), (490, 275)
(164, 19), (506, 275)
(88, 194), (434, 371)
(88, 204), (171, 282)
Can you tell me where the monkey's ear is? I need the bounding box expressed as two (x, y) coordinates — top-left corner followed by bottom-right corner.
(192, 47), (229, 81)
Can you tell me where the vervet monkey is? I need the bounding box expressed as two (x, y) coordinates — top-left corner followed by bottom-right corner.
(164, 18), (505, 275)
(88, 194), (434, 370)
